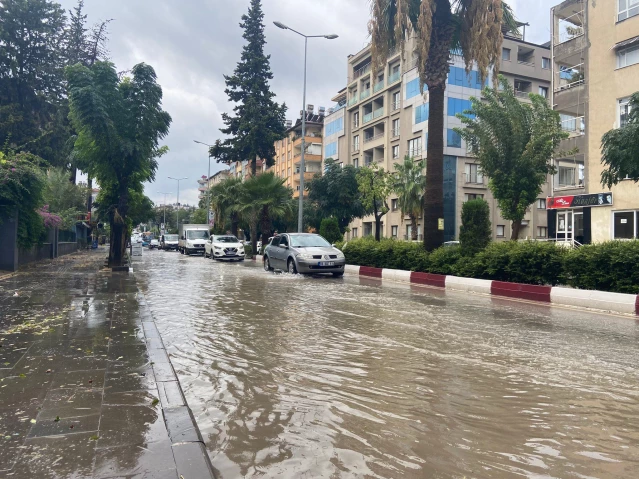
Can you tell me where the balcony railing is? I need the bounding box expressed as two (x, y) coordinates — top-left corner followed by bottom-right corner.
(517, 59), (535, 67)
(353, 120), (360, 128)
(391, 100), (401, 112)
(353, 63), (372, 80)
(348, 96), (358, 106)
(364, 132), (384, 143)
(403, 58), (418, 73)
(364, 157), (373, 166)
(373, 107), (384, 119)
(363, 112), (373, 124)
(403, 234), (424, 241)
(561, 116), (585, 135)
(464, 173), (486, 185)
(374, 79), (385, 93)
(407, 147), (422, 158)
(388, 71), (401, 84)
(352, 144), (360, 153)
(391, 128), (400, 139)
(360, 89), (371, 101)
(514, 90), (530, 99)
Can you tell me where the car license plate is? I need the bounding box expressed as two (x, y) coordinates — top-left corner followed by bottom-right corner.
(319, 261), (335, 266)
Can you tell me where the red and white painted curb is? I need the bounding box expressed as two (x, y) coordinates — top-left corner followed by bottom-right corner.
(256, 256), (639, 316)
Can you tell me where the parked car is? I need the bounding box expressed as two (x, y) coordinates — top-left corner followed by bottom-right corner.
(205, 235), (245, 261)
(149, 239), (160, 250)
(263, 233), (345, 276)
(160, 234), (179, 251)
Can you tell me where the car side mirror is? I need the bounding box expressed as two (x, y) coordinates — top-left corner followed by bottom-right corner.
(332, 244), (336, 247)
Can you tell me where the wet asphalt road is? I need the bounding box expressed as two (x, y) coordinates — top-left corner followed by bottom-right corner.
(136, 249), (639, 479)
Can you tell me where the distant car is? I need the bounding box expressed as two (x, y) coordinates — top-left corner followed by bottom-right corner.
(263, 233), (345, 276)
(149, 239), (160, 249)
(205, 235), (245, 261)
(160, 234), (179, 251)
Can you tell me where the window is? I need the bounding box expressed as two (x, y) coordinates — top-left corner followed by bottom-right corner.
(391, 198), (398, 211)
(325, 117), (344, 136)
(296, 185), (300, 191)
(405, 78), (421, 99)
(448, 67), (487, 89)
(502, 48), (511, 61)
(271, 236), (281, 247)
(614, 211), (637, 239)
(496, 225), (505, 237)
(288, 151), (292, 160)
(353, 135), (360, 151)
(392, 118), (400, 136)
(537, 198), (547, 209)
(353, 112), (360, 128)
(538, 86), (549, 98)
(619, 97), (632, 127)
(391, 225), (398, 238)
(558, 166), (576, 187)
(415, 103), (429, 123)
(537, 226), (547, 238)
(464, 163), (483, 184)
(447, 97), (473, 117)
(408, 137), (422, 157)
(541, 57), (551, 69)
(392, 91), (401, 110)
(447, 129), (462, 148)
(352, 227), (358, 238)
(363, 222), (373, 237)
(618, 0), (639, 21)
(464, 193), (484, 201)
(617, 45), (639, 68)
(325, 142), (338, 158)
(288, 167), (291, 176)
(392, 145), (399, 159)
(353, 158), (359, 168)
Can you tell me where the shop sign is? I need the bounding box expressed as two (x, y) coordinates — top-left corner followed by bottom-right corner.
(547, 193), (613, 209)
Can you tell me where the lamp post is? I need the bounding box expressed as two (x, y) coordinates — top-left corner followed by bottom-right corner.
(157, 191), (172, 233)
(193, 140), (214, 226)
(168, 177), (188, 231)
(273, 21), (338, 232)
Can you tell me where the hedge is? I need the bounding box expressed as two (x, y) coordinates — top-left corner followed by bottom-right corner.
(339, 238), (639, 293)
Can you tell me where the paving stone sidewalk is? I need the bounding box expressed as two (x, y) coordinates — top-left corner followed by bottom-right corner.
(0, 249), (215, 478)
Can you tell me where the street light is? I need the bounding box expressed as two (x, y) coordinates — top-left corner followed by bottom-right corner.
(193, 140), (214, 226)
(168, 177), (188, 231)
(273, 21), (338, 232)
(157, 191), (172, 233)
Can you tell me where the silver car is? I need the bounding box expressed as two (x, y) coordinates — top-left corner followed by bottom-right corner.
(263, 233), (345, 276)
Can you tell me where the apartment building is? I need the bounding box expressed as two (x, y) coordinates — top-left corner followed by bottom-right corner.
(548, 0), (639, 243)
(273, 107), (324, 198)
(323, 31), (552, 241)
(197, 170), (232, 201)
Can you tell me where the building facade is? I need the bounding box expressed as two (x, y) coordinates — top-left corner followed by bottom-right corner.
(548, 0), (639, 243)
(197, 170), (232, 201)
(272, 108), (324, 198)
(324, 33), (552, 241)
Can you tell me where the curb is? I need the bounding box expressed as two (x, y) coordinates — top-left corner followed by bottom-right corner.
(137, 293), (217, 479)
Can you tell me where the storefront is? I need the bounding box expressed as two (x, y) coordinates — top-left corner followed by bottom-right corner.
(547, 193), (613, 245)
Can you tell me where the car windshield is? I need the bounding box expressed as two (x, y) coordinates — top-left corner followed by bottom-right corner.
(290, 235), (331, 248)
(164, 235), (178, 241)
(214, 236), (239, 243)
(187, 230), (209, 240)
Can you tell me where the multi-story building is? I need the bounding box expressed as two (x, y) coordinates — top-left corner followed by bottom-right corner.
(197, 170), (232, 201)
(197, 176), (209, 201)
(547, 0), (639, 243)
(323, 30), (552, 241)
(273, 107), (325, 198)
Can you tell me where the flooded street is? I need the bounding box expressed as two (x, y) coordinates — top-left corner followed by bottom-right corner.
(136, 251), (639, 478)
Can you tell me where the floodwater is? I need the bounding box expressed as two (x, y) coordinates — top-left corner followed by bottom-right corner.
(136, 251), (639, 478)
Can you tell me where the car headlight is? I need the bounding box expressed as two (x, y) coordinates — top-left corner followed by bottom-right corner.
(335, 251), (345, 259)
(214, 245), (222, 249)
(297, 253), (314, 260)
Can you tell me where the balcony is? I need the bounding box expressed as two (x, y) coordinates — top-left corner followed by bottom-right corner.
(353, 63), (372, 81)
(561, 116), (585, 136)
(352, 144), (360, 153)
(293, 153), (322, 164)
(360, 89), (371, 101)
(374, 79), (385, 93)
(293, 171), (316, 182)
(364, 132), (384, 144)
(373, 107), (384, 120)
(391, 100), (402, 112)
(363, 112), (373, 124)
(403, 58), (418, 73)
(464, 173), (487, 186)
(391, 128), (400, 139)
(388, 71), (401, 85)
(348, 96), (358, 107)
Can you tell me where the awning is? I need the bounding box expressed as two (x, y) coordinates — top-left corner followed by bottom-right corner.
(612, 35), (639, 50)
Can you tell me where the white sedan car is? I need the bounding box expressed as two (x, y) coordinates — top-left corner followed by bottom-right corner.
(205, 235), (246, 261)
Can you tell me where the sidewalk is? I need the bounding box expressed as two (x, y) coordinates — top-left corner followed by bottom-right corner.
(0, 249), (215, 478)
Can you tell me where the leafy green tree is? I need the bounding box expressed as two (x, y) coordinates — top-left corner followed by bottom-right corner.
(600, 92), (639, 187)
(455, 77), (567, 240)
(66, 61), (172, 266)
(210, 177), (243, 236)
(307, 159), (366, 233)
(0, 0), (67, 166)
(369, 0), (518, 251)
(459, 198), (491, 256)
(191, 208), (207, 225)
(357, 164), (393, 241)
(235, 172), (293, 253)
(209, 0), (286, 175)
(319, 217), (343, 244)
(43, 167), (87, 229)
(393, 155), (426, 241)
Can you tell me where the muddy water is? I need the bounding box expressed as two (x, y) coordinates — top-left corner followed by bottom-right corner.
(136, 252), (639, 478)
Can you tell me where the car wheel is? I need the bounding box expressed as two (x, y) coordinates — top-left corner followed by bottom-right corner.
(263, 256), (273, 272)
(287, 258), (297, 275)
(332, 272), (344, 277)
(180, 248), (184, 254)
(185, 248), (190, 255)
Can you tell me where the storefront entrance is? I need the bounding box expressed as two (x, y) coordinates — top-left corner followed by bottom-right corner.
(556, 209), (585, 244)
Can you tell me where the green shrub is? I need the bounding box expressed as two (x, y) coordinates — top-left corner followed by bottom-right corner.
(564, 241), (639, 293)
(244, 244), (254, 258)
(342, 237), (429, 271)
(319, 217), (343, 244)
(427, 245), (462, 275)
(459, 199), (491, 256)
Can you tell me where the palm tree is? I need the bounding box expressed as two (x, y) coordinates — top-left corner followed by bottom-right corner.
(210, 177), (243, 235)
(393, 155), (427, 241)
(236, 172), (293, 253)
(369, 0), (518, 250)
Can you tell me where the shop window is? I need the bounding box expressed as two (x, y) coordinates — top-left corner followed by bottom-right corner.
(496, 225), (505, 237)
(613, 211), (637, 239)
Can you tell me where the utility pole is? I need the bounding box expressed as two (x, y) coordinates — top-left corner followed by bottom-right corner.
(157, 191), (172, 233)
(168, 177), (187, 231)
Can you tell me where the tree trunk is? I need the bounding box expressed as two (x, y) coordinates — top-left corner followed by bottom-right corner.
(410, 214), (418, 241)
(251, 157), (257, 176)
(260, 206), (271, 248)
(70, 168), (77, 184)
(231, 213), (239, 237)
(109, 185), (129, 267)
(86, 176), (93, 247)
(423, 83), (445, 251)
(375, 214), (382, 241)
(511, 220), (522, 241)
(250, 222), (258, 255)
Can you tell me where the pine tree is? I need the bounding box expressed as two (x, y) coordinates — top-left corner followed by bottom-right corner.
(210, 0), (287, 175)
(64, 0), (89, 66)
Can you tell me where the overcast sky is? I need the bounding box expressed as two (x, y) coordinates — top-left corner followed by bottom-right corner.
(59, 0), (556, 207)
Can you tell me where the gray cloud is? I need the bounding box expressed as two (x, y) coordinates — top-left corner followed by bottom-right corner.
(59, 0), (555, 206)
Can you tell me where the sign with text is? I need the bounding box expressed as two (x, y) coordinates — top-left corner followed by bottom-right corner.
(547, 193), (613, 210)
